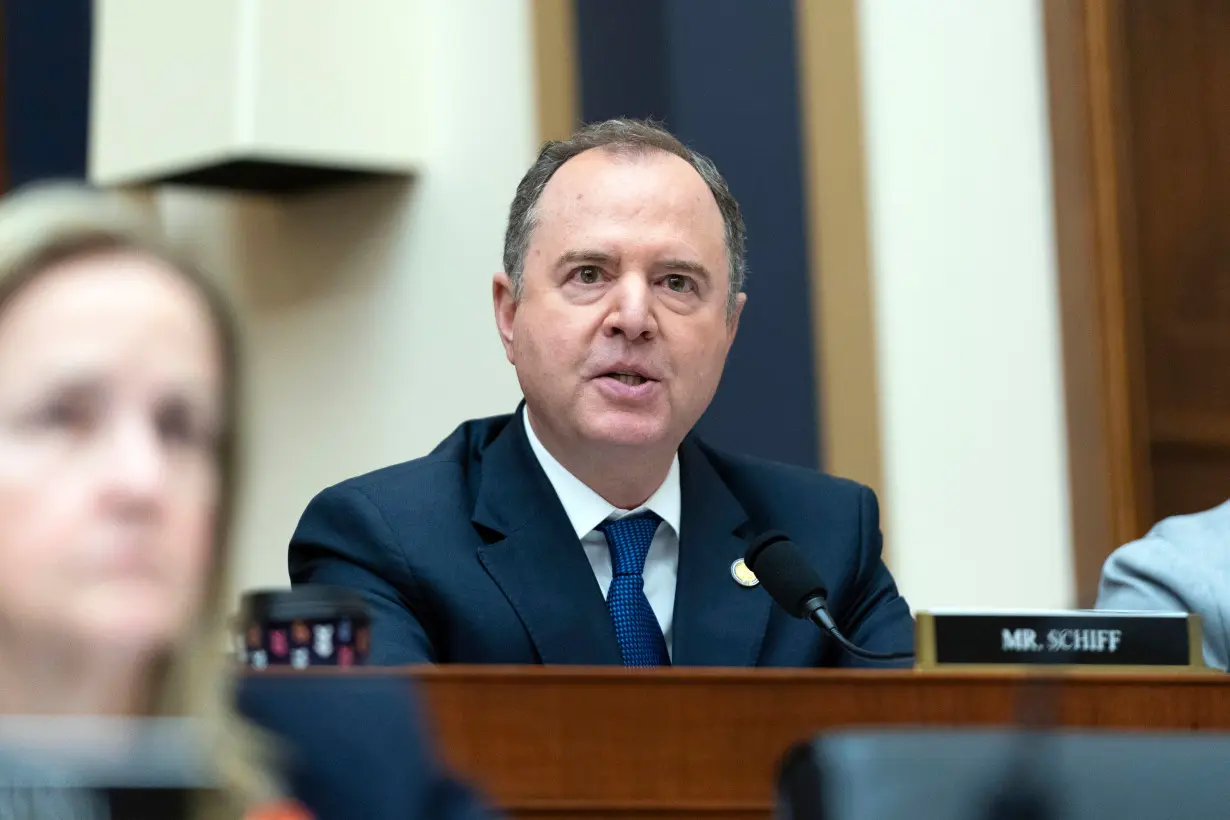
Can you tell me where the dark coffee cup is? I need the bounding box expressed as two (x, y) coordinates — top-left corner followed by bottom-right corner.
(235, 586), (371, 670)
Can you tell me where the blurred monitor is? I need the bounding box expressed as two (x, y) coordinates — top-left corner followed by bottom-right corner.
(777, 729), (1230, 820)
(0, 716), (214, 818)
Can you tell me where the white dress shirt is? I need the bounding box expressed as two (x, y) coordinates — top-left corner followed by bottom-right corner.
(522, 408), (681, 658)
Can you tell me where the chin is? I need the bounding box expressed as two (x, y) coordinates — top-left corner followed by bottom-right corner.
(91, 614), (184, 646)
(582, 412), (674, 449)
(76, 595), (195, 652)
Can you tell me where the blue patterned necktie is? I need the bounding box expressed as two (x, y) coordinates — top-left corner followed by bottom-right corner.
(598, 511), (670, 667)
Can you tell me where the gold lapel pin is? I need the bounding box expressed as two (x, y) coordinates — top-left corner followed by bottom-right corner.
(730, 558), (759, 587)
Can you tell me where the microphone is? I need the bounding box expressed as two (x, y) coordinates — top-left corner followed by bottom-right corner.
(744, 531), (914, 663)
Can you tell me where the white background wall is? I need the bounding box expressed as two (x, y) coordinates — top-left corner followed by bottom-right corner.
(153, 0), (537, 600)
(857, 0), (1075, 609)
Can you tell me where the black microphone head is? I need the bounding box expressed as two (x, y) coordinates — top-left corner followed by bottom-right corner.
(744, 531), (828, 620)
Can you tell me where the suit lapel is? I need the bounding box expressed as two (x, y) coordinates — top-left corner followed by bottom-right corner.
(671, 438), (772, 667)
(473, 411), (623, 665)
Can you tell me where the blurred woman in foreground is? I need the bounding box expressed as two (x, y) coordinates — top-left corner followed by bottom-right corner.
(0, 182), (296, 819)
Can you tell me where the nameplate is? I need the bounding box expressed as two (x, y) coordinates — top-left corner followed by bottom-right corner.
(914, 610), (1205, 670)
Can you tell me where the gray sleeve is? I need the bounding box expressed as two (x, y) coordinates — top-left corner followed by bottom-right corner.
(1096, 534), (1227, 670)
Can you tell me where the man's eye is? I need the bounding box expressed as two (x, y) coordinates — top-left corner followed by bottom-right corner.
(573, 266), (603, 285)
(664, 274), (694, 293)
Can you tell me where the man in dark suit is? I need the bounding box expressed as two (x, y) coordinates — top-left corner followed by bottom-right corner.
(289, 119), (913, 668)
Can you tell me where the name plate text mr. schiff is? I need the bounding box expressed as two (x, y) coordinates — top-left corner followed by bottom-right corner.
(915, 610), (1204, 670)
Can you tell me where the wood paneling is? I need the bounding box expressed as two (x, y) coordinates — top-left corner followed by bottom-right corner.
(1044, 0), (1154, 606)
(1152, 445), (1230, 525)
(1047, 0), (1230, 603)
(409, 666), (1230, 819)
(530, 0), (579, 144)
(795, 0), (887, 530)
(1120, 0), (1230, 519)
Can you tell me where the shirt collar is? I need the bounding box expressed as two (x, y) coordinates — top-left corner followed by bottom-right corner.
(522, 406), (681, 540)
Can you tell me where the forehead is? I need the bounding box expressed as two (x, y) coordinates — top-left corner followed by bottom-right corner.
(531, 147), (728, 266)
(0, 249), (219, 373)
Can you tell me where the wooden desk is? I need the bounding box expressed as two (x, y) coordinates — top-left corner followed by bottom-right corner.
(412, 666), (1230, 819)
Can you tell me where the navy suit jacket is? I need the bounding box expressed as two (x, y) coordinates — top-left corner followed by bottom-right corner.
(237, 674), (492, 820)
(288, 410), (914, 667)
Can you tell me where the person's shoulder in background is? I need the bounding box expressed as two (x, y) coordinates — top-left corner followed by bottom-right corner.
(1096, 499), (1230, 669)
(237, 674), (496, 820)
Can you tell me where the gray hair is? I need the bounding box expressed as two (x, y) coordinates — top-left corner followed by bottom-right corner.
(502, 119), (746, 316)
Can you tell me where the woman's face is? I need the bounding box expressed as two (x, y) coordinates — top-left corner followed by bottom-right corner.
(0, 249), (224, 656)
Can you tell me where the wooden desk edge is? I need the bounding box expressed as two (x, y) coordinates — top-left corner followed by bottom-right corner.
(242, 664), (1226, 684)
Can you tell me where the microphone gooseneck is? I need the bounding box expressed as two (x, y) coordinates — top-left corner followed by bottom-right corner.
(744, 531), (914, 663)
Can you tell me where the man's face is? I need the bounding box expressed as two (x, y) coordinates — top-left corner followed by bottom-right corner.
(494, 148), (745, 458)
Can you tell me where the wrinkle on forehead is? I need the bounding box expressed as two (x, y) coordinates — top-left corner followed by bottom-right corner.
(529, 149), (728, 280)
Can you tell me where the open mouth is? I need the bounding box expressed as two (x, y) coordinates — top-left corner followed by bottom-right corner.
(603, 371), (652, 386)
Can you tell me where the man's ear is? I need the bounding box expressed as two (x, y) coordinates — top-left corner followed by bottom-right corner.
(726, 291), (747, 346)
(493, 272), (518, 363)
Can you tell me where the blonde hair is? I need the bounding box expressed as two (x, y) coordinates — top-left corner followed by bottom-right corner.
(0, 181), (277, 818)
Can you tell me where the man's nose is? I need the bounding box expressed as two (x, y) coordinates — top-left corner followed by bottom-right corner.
(603, 275), (658, 339)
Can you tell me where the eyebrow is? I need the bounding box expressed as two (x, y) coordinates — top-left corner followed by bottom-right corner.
(32, 369), (220, 413)
(555, 249), (618, 269)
